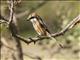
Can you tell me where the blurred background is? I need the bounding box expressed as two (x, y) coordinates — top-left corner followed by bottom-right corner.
(1, 0), (80, 60)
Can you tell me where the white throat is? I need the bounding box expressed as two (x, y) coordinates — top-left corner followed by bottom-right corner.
(30, 18), (37, 23)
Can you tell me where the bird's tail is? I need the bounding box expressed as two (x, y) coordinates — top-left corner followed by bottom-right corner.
(47, 32), (63, 48)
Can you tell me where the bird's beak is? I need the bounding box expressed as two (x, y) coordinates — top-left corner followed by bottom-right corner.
(27, 16), (30, 21)
(27, 19), (29, 21)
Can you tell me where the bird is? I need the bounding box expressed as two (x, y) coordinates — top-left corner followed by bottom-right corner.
(27, 12), (63, 47)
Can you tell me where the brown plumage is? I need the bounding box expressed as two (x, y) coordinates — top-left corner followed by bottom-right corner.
(27, 13), (51, 36)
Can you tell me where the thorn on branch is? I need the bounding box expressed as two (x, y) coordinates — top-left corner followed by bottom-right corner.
(29, 37), (37, 44)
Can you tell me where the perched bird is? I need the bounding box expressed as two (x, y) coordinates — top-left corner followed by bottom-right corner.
(27, 13), (62, 47)
(27, 13), (51, 37)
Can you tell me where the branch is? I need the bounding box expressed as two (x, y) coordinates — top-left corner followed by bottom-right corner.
(1, 13), (80, 44)
(14, 34), (50, 44)
(14, 14), (80, 44)
(0, 15), (8, 22)
(8, 0), (14, 24)
(0, 1), (47, 22)
(51, 14), (80, 37)
(5, 0), (23, 60)
(1, 14), (80, 44)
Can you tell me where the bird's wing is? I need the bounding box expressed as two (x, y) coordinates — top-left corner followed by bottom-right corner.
(37, 15), (51, 33)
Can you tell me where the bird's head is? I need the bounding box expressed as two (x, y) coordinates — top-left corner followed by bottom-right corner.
(27, 12), (38, 21)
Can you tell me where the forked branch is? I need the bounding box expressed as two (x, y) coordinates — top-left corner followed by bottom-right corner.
(11, 14), (80, 44)
(1, 14), (80, 44)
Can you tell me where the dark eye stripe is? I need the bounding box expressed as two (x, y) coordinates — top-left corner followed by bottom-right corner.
(29, 16), (37, 20)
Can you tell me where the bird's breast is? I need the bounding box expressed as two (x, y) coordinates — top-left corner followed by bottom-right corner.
(30, 18), (45, 35)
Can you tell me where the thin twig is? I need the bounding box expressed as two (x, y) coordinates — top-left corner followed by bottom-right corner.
(0, 15), (8, 22)
(52, 14), (80, 37)
(0, 1), (47, 22)
(8, 0), (14, 24)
